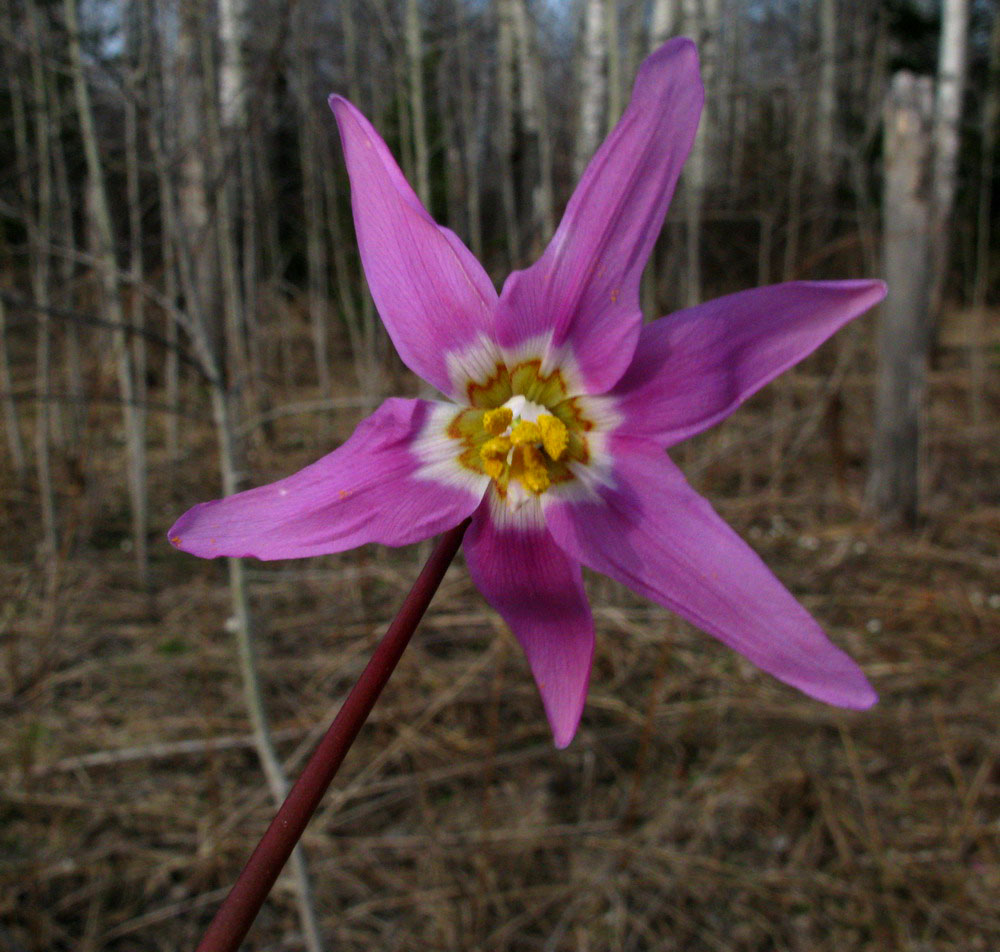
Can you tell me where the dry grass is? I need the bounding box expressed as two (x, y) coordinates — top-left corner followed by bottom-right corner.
(1, 318), (998, 951)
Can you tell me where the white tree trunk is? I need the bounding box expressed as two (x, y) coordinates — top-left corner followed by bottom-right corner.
(512, 0), (554, 249)
(681, 0), (718, 308)
(176, 0), (216, 357)
(575, 0), (606, 179)
(406, 0), (431, 208)
(651, 0), (679, 48)
(65, 0), (149, 584)
(218, 0), (246, 128)
(605, 0), (622, 130)
(931, 0), (970, 309)
(867, 72), (935, 525)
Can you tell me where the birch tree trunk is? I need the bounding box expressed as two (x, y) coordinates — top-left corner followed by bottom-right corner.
(406, 0), (431, 208)
(681, 0), (718, 308)
(930, 0), (970, 313)
(65, 0), (149, 585)
(512, 0), (554, 250)
(176, 0), (217, 359)
(651, 0), (678, 48)
(219, 0), (261, 398)
(150, 20), (182, 460)
(218, 0), (247, 129)
(201, 24), (247, 396)
(644, 0), (680, 318)
(867, 73), (935, 525)
(575, 0), (606, 179)
(605, 0), (622, 130)
(124, 5), (148, 509)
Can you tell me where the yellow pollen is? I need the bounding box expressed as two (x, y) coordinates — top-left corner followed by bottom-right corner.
(482, 458), (505, 479)
(510, 420), (541, 446)
(483, 407), (513, 436)
(520, 445), (550, 494)
(537, 414), (568, 461)
(480, 436), (512, 479)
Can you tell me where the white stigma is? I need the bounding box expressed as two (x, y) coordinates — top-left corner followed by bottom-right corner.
(502, 394), (547, 424)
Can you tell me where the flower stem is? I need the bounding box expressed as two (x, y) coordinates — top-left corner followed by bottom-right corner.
(195, 519), (471, 952)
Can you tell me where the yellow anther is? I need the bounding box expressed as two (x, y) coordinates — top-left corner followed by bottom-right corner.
(519, 444), (550, 494)
(482, 458), (505, 480)
(483, 407), (513, 436)
(480, 436), (511, 480)
(510, 420), (541, 446)
(538, 414), (568, 461)
(481, 435), (511, 459)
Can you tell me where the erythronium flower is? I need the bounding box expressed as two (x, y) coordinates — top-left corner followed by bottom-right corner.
(170, 38), (884, 749)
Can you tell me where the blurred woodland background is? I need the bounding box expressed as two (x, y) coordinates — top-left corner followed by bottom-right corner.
(1, 0), (999, 949)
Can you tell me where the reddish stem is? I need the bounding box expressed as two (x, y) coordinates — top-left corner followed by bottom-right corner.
(195, 519), (471, 952)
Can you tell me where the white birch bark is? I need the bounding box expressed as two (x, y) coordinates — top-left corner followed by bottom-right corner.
(575, 0), (606, 179)
(931, 0), (970, 310)
(218, 0), (247, 128)
(176, 0), (215, 357)
(605, 0), (622, 130)
(64, 0), (149, 585)
(867, 72), (935, 525)
(199, 23), (248, 393)
(125, 7), (147, 520)
(651, 0), (679, 47)
(512, 0), (554, 248)
(681, 0), (718, 307)
(406, 0), (431, 208)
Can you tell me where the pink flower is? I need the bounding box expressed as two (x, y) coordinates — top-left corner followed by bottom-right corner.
(170, 39), (883, 748)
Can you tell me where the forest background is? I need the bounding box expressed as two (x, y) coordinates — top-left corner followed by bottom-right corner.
(1, 0), (998, 949)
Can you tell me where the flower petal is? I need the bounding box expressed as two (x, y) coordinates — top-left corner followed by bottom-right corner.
(492, 38), (703, 394)
(544, 438), (877, 709)
(610, 280), (887, 446)
(464, 495), (594, 748)
(169, 399), (487, 560)
(329, 96), (499, 397)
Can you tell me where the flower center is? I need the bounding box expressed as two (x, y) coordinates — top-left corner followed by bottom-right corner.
(479, 397), (569, 496)
(445, 360), (596, 509)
